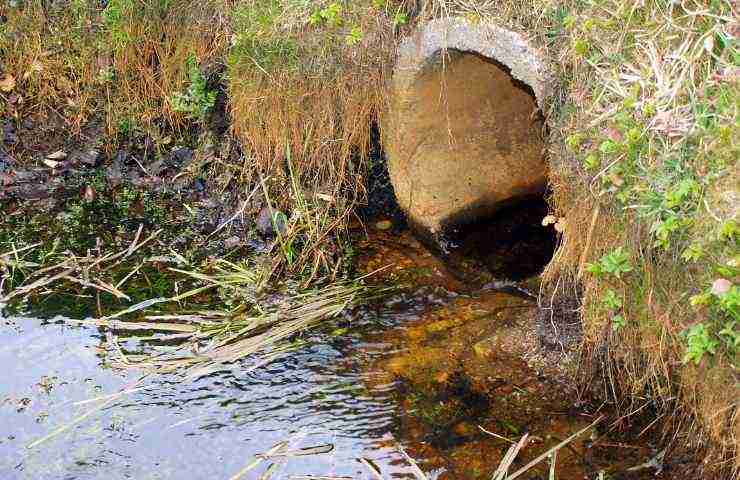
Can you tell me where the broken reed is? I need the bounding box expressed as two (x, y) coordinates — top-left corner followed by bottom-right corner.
(62, 258), (389, 378)
(0, 225), (162, 310)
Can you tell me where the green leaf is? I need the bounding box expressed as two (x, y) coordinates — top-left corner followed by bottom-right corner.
(682, 323), (718, 365)
(602, 289), (622, 310)
(598, 247), (633, 278)
(612, 314), (626, 331)
(681, 244), (704, 262)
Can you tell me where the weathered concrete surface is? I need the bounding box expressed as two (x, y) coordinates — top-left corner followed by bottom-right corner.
(384, 18), (552, 237)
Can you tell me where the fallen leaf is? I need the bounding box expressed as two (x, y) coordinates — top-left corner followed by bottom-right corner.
(43, 159), (61, 169)
(651, 108), (693, 137)
(609, 173), (624, 186)
(1, 173), (14, 186)
(315, 193), (335, 202)
(82, 185), (96, 203)
(0, 74), (16, 92)
(605, 127), (623, 142)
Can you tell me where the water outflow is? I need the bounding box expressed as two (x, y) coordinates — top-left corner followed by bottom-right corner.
(2, 229), (665, 479)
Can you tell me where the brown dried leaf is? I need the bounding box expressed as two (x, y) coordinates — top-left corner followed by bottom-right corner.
(605, 127), (623, 142)
(82, 185), (96, 203)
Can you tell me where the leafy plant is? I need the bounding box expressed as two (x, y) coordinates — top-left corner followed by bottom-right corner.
(682, 323), (718, 365)
(170, 55), (216, 121)
(601, 289), (622, 310)
(587, 247), (633, 279)
(664, 178), (699, 209)
(681, 244), (704, 263)
(103, 0), (135, 46)
(345, 26), (363, 46)
(392, 10), (408, 27)
(651, 214), (685, 250)
(612, 314), (626, 332)
(718, 220), (738, 242)
(309, 2), (343, 27)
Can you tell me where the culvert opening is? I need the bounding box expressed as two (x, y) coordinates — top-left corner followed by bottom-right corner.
(384, 40), (554, 281)
(386, 46), (548, 236)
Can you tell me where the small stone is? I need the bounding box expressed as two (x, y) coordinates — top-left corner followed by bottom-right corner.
(78, 149), (102, 167)
(171, 147), (194, 166)
(148, 160), (165, 176)
(0, 153), (12, 173)
(106, 156), (123, 187)
(14, 185), (50, 200)
(375, 219), (393, 231)
(224, 236), (241, 249)
(2, 121), (18, 145)
(42, 159), (61, 169)
(46, 150), (67, 160)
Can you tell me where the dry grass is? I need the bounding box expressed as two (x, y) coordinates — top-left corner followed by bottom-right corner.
(102, 1), (230, 129)
(72, 264), (384, 380)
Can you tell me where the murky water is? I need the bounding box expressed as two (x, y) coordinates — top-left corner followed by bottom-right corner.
(2, 225), (667, 480)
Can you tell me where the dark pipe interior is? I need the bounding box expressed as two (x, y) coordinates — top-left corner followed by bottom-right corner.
(361, 121), (556, 282)
(440, 195), (557, 282)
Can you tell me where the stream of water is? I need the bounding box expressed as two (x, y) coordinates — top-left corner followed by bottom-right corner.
(1, 220), (666, 480)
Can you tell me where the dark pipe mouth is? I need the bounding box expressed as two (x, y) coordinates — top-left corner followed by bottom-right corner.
(358, 119), (556, 284)
(436, 194), (558, 283)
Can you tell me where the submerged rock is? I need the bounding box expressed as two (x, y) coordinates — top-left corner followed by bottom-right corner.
(375, 219), (393, 231)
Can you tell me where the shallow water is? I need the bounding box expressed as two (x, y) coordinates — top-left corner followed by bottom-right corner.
(1, 227), (667, 480)
(1, 310), (419, 479)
